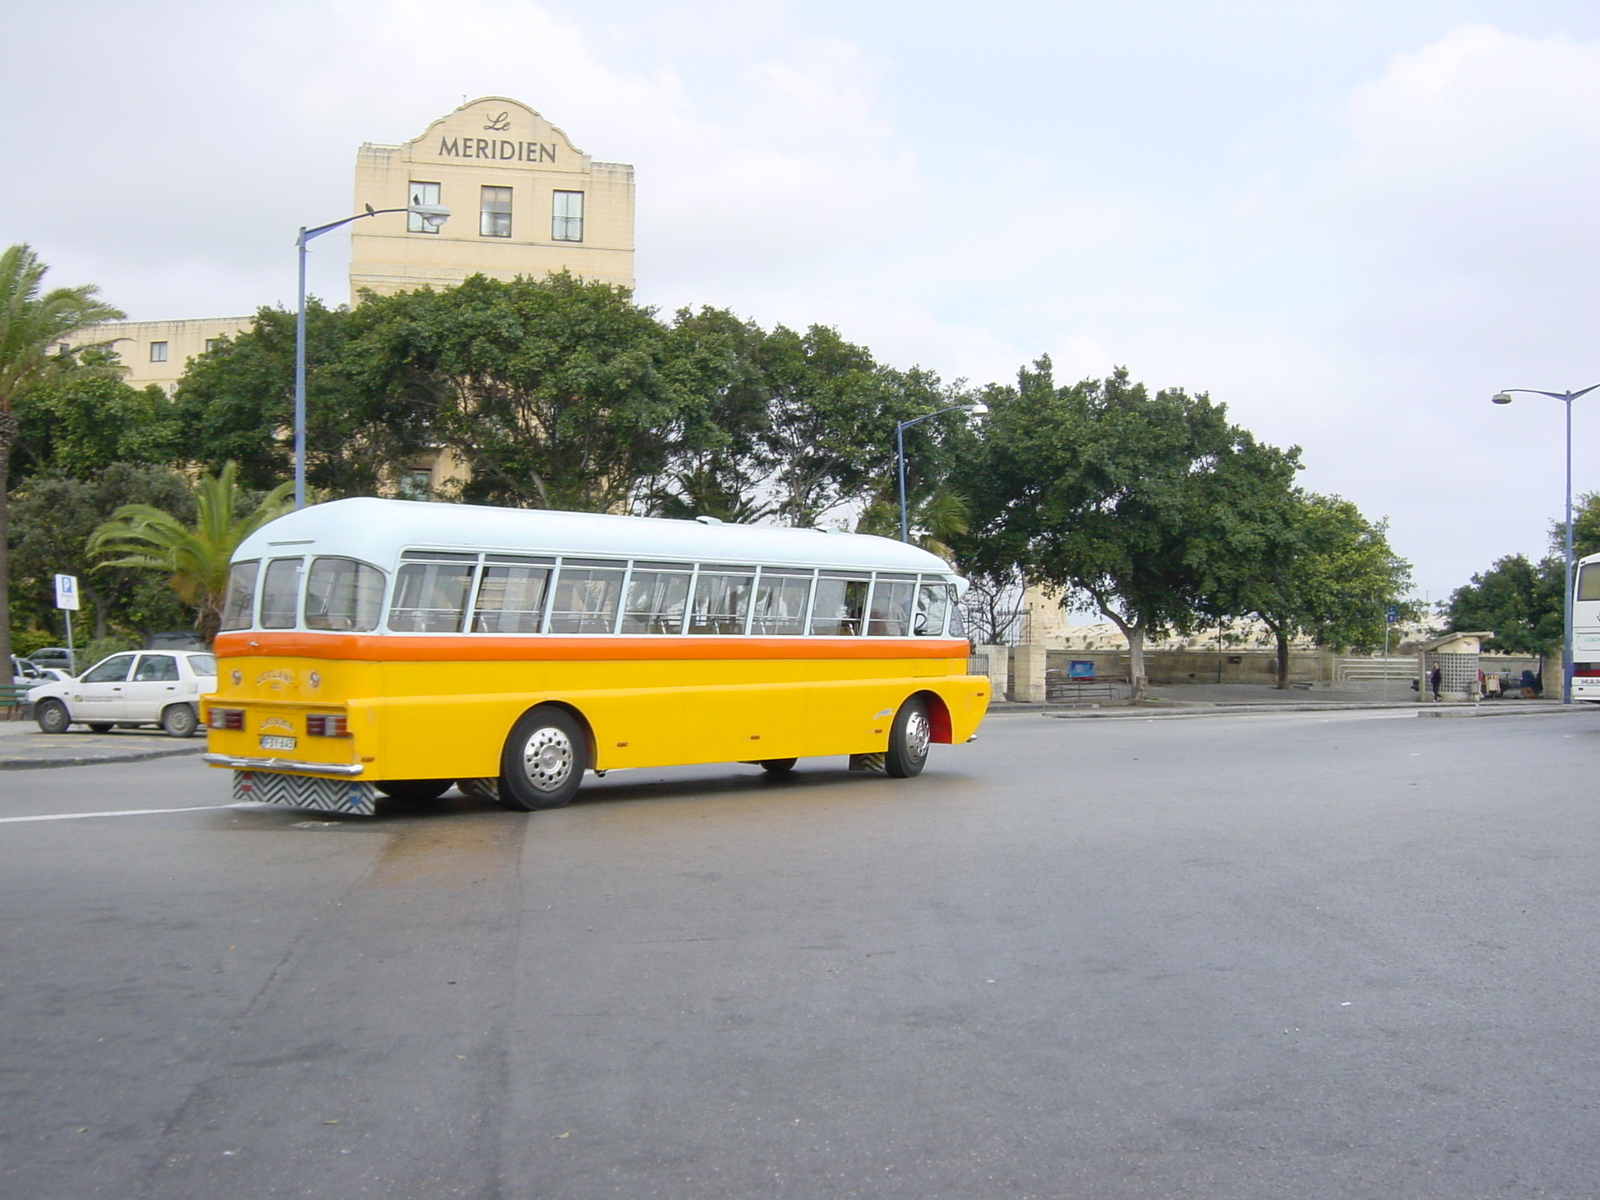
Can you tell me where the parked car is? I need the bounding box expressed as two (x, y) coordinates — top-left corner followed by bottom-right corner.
(27, 649), (218, 737)
(26, 647), (78, 674)
(11, 656), (50, 687)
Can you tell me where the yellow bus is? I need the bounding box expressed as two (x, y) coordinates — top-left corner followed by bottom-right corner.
(202, 498), (990, 815)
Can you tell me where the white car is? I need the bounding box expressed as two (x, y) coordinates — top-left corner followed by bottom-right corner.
(28, 649), (217, 738)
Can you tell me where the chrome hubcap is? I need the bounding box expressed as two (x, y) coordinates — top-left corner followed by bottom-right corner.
(520, 726), (575, 792)
(905, 709), (930, 761)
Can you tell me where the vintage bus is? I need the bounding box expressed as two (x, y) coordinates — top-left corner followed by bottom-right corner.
(1573, 552), (1600, 703)
(202, 498), (990, 815)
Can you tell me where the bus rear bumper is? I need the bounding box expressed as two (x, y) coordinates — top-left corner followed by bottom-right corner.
(203, 753), (364, 777)
(226, 769), (378, 816)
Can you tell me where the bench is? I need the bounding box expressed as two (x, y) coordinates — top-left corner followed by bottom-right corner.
(0, 683), (32, 719)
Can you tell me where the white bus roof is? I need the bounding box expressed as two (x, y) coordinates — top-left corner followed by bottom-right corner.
(236, 498), (961, 577)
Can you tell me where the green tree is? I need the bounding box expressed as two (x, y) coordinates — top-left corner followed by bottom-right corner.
(88, 462), (293, 641)
(11, 349), (181, 481)
(1203, 490), (1414, 687)
(1446, 553), (1564, 655)
(8, 465), (195, 640)
(956, 362), (1300, 694)
(0, 244), (125, 669)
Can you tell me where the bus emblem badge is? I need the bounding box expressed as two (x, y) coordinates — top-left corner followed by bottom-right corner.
(258, 669), (294, 691)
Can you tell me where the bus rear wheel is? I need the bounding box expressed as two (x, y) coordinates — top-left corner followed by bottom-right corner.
(759, 758), (798, 775)
(377, 779), (453, 802)
(885, 696), (931, 778)
(500, 706), (587, 811)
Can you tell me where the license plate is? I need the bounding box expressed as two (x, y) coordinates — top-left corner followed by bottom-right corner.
(260, 735), (297, 751)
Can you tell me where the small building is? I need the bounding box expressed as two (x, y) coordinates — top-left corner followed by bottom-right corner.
(1417, 631), (1492, 701)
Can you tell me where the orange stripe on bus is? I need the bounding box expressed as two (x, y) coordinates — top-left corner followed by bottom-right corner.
(213, 632), (972, 663)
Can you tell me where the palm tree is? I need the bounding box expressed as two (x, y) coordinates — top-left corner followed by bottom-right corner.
(88, 462), (293, 642)
(0, 244), (124, 668)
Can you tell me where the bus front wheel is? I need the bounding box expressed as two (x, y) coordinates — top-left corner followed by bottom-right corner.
(885, 696), (931, 779)
(500, 706), (587, 811)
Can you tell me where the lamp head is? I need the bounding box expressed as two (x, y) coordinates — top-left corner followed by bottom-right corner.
(408, 202), (451, 230)
(1491, 391), (1513, 405)
(968, 403), (990, 416)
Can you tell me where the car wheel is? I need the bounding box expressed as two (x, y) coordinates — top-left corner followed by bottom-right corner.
(87, 723), (114, 734)
(161, 703), (199, 738)
(885, 696), (931, 779)
(499, 706), (587, 811)
(35, 699), (71, 735)
(376, 779), (453, 802)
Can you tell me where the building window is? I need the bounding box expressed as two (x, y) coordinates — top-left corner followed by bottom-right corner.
(552, 191), (584, 242)
(399, 468), (433, 500)
(480, 186), (512, 238)
(408, 182), (441, 233)
(149, 341), (168, 363)
(204, 338), (221, 353)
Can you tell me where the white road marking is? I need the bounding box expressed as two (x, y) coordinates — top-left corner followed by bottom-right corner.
(0, 803), (269, 825)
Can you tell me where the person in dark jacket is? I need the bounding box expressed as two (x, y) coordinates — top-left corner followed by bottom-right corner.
(1429, 662), (1442, 701)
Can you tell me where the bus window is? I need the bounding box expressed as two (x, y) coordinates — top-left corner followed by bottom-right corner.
(220, 560), (260, 631)
(473, 556), (554, 633)
(811, 573), (869, 636)
(947, 586), (966, 638)
(1580, 563), (1600, 601)
(689, 566), (754, 635)
(914, 580), (950, 636)
(305, 558), (386, 632)
(549, 559), (626, 634)
(260, 558), (304, 629)
(390, 556), (476, 633)
(868, 574), (918, 637)
(621, 563), (691, 634)
(751, 568), (813, 635)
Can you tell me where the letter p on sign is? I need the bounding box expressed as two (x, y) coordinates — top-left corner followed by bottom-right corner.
(54, 574), (80, 611)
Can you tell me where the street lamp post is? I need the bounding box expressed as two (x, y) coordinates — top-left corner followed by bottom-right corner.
(894, 403), (988, 542)
(1491, 383), (1600, 704)
(294, 200), (450, 509)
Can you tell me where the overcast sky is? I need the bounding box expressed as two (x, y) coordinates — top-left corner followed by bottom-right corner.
(8, 0), (1600, 605)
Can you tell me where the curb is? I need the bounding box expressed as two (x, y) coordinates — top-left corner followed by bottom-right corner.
(0, 743), (207, 772)
(1038, 702), (1572, 721)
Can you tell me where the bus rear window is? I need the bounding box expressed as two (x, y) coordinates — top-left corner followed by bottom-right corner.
(220, 560), (260, 631)
(390, 561), (476, 633)
(260, 558), (303, 629)
(1579, 563), (1600, 602)
(306, 558), (386, 632)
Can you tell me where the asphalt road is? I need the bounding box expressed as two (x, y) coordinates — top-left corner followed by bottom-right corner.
(2, 707), (1597, 1199)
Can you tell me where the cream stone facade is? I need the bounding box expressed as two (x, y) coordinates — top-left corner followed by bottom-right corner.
(350, 98), (634, 297)
(73, 97), (634, 402)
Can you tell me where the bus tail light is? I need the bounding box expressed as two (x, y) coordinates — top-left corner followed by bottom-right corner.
(306, 714), (350, 738)
(209, 708), (244, 731)
(1574, 663), (1600, 677)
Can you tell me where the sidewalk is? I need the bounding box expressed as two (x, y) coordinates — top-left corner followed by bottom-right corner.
(0, 716), (206, 771)
(988, 681), (1571, 720)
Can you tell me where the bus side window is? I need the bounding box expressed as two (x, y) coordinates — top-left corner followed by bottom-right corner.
(751, 569), (813, 635)
(689, 567), (755, 635)
(220, 559), (261, 631)
(389, 557), (477, 633)
(305, 557), (386, 632)
(810, 573), (869, 636)
(622, 564), (691, 634)
(913, 580), (951, 636)
(946, 585), (966, 638)
(473, 557), (554, 633)
(260, 558), (304, 630)
(867, 575), (917, 637)
(548, 560), (626, 634)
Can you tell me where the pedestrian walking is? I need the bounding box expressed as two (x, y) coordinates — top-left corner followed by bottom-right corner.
(1430, 662), (1442, 702)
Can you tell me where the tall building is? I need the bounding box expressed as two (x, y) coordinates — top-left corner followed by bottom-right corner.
(84, 97), (635, 393)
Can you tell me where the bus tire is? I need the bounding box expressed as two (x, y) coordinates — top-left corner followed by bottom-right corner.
(885, 696), (931, 779)
(377, 779), (453, 802)
(759, 758), (798, 775)
(500, 706), (587, 811)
